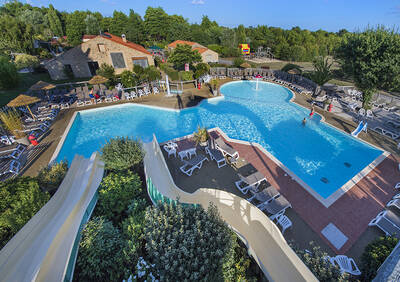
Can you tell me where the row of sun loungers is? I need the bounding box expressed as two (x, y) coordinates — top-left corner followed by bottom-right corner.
(369, 191), (400, 237)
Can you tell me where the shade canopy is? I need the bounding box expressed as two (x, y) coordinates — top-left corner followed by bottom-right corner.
(7, 94), (41, 107)
(88, 75), (109, 85)
(29, 81), (56, 91)
(288, 69), (301, 75)
(240, 62), (251, 69)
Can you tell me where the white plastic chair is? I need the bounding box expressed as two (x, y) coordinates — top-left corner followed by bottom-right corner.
(358, 108), (365, 116)
(163, 145), (176, 158)
(328, 255), (361, 276)
(276, 214), (292, 235)
(395, 182), (400, 189)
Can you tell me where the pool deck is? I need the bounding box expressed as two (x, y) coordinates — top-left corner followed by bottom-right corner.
(165, 129), (399, 255)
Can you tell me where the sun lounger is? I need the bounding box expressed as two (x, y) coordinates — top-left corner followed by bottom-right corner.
(0, 136), (15, 146)
(258, 195), (292, 220)
(153, 87), (159, 94)
(369, 210), (400, 237)
(130, 91), (137, 98)
(0, 159), (20, 176)
(179, 154), (209, 176)
(205, 147), (226, 168)
(0, 143), (26, 154)
(214, 137), (239, 159)
(387, 199), (400, 211)
(247, 185), (280, 204)
(275, 214), (292, 235)
(235, 171), (266, 194)
(327, 255), (361, 276)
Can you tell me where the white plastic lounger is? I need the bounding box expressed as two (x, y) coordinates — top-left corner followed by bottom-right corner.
(369, 210), (400, 237)
(248, 185), (280, 204)
(235, 171), (267, 195)
(327, 255), (361, 276)
(258, 195), (292, 220)
(179, 154), (209, 176)
(205, 147), (226, 168)
(153, 87), (159, 94)
(275, 214), (292, 235)
(395, 183), (400, 189)
(0, 159), (20, 176)
(387, 199), (400, 211)
(214, 137), (239, 159)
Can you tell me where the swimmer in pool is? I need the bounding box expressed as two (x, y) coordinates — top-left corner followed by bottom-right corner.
(302, 118), (307, 125)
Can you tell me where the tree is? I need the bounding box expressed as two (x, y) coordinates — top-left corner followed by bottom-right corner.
(125, 9), (145, 44)
(0, 15), (34, 53)
(309, 56), (333, 86)
(0, 56), (18, 89)
(74, 217), (126, 281)
(110, 11), (128, 36)
(66, 11), (87, 45)
(236, 24), (247, 44)
(96, 63), (115, 80)
(47, 4), (63, 37)
(144, 7), (168, 41)
(292, 242), (346, 282)
(360, 236), (399, 281)
(95, 171), (143, 225)
(143, 66), (161, 83)
(168, 44), (202, 70)
(14, 54), (39, 70)
(84, 14), (100, 35)
(144, 203), (232, 281)
(100, 136), (144, 171)
(120, 70), (137, 88)
(18, 9), (48, 35)
(37, 160), (68, 192)
(337, 27), (400, 107)
(0, 177), (50, 248)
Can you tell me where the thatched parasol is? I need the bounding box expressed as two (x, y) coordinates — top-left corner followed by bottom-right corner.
(29, 81), (56, 91)
(288, 69), (301, 75)
(7, 94), (41, 119)
(88, 75), (109, 85)
(240, 62), (251, 69)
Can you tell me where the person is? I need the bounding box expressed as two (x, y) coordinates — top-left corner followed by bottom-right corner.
(302, 118), (307, 125)
(309, 105), (315, 118)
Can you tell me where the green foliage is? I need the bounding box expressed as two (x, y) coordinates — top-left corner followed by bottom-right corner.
(179, 70), (193, 81)
(292, 242), (346, 282)
(47, 4), (63, 37)
(96, 63), (115, 80)
(144, 203), (232, 281)
(164, 66), (179, 81)
(0, 177), (50, 249)
(120, 70), (137, 87)
(143, 7), (169, 42)
(96, 171), (143, 225)
(281, 63), (302, 74)
(109, 11), (128, 35)
(84, 14), (99, 35)
(143, 65), (161, 82)
(66, 11), (86, 46)
(168, 44), (202, 70)
(74, 217), (126, 281)
(0, 56), (18, 89)
(100, 136), (145, 171)
(360, 236), (399, 281)
(193, 126), (209, 145)
(37, 160), (68, 192)
(193, 62), (210, 79)
(0, 14), (34, 54)
(37, 48), (52, 59)
(337, 27), (400, 107)
(309, 56), (333, 86)
(14, 54), (39, 70)
(233, 57), (245, 68)
(126, 9), (145, 44)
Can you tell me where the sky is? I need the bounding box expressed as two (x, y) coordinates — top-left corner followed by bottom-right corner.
(18, 0), (400, 32)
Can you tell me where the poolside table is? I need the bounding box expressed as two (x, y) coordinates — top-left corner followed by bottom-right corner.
(178, 147), (196, 161)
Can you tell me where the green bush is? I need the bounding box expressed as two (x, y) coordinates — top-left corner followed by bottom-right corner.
(100, 137), (145, 171)
(194, 62), (210, 78)
(14, 54), (40, 70)
(0, 56), (18, 89)
(95, 171), (143, 225)
(179, 70), (193, 81)
(96, 63), (115, 80)
(74, 217), (127, 281)
(120, 70), (137, 88)
(144, 202), (232, 281)
(292, 242), (346, 281)
(0, 177), (50, 248)
(360, 236), (399, 281)
(165, 67), (179, 81)
(37, 160), (68, 191)
(233, 57), (245, 68)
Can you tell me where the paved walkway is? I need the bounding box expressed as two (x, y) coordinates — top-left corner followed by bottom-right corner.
(211, 131), (399, 253)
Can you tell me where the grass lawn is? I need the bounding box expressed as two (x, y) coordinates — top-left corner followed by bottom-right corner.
(327, 79), (354, 86)
(0, 72), (90, 107)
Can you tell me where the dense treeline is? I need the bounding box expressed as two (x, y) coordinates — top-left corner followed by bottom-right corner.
(0, 1), (344, 61)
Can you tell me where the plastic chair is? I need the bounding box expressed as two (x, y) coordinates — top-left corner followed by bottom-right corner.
(328, 255), (361, 276)
(276, 215), (292, 235)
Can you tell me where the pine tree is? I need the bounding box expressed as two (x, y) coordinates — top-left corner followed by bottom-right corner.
(47, 4), (63, 37)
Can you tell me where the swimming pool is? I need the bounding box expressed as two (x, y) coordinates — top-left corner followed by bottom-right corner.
(55, 81), (384, 202)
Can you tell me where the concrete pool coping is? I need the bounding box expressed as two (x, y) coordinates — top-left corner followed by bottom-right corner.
(50, 81), (389, 208)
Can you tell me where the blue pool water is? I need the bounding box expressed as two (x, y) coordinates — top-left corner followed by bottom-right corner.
(56, 81), (383, 198)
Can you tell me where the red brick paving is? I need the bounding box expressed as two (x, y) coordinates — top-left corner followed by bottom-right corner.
(167, 131), (400, 253)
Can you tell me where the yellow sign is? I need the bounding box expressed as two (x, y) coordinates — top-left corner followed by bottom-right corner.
(239, 44), (250, 55)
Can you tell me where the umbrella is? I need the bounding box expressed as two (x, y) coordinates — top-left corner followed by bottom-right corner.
(7, 94), (41, 120)
(88, 75), (109, 85)
(240, 62), (251, 69)
(29, 81), (56, 91)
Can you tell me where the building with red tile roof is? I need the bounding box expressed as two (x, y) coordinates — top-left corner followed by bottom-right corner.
(168, 40), (219, 63)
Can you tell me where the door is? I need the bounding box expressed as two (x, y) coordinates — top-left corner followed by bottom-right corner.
(88, 61), (99, 76)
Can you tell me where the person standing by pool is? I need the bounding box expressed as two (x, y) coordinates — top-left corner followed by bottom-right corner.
(309, 105), (315, 118)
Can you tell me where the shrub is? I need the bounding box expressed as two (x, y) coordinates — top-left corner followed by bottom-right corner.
(179, 70), (193, 81)
(95, 171), (143, 225)
(165, 67), (179, 81)
(74, 217), (126, 281)
(120, 70), (137, 88)
(292, 242), (346, 281)
(0, 56), (18, 89)
(100, 137), (145, 171)
(360, 236), (399, 281)
(194, 62), (210, 78)
(233, 57), (245, 68)
(0, 109), (24, 138)
(144, 202), (232, 281)
(0, 177), (50, 248)
(14, 54), (39, 70)
(37, 160), (68, 192)
(96, 63), (115, 80)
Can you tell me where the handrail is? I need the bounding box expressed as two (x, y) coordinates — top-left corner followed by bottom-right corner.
(143, 135), (317, 282)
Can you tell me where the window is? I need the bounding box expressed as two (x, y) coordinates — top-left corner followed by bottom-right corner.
(97, 44), (106, 52)
(132, 57), (148, 68)
(110, 52), (126, 69)
(87, 61), (99, 76)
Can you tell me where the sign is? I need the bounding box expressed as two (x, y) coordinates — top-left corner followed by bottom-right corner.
(185, 63), (189, 71)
